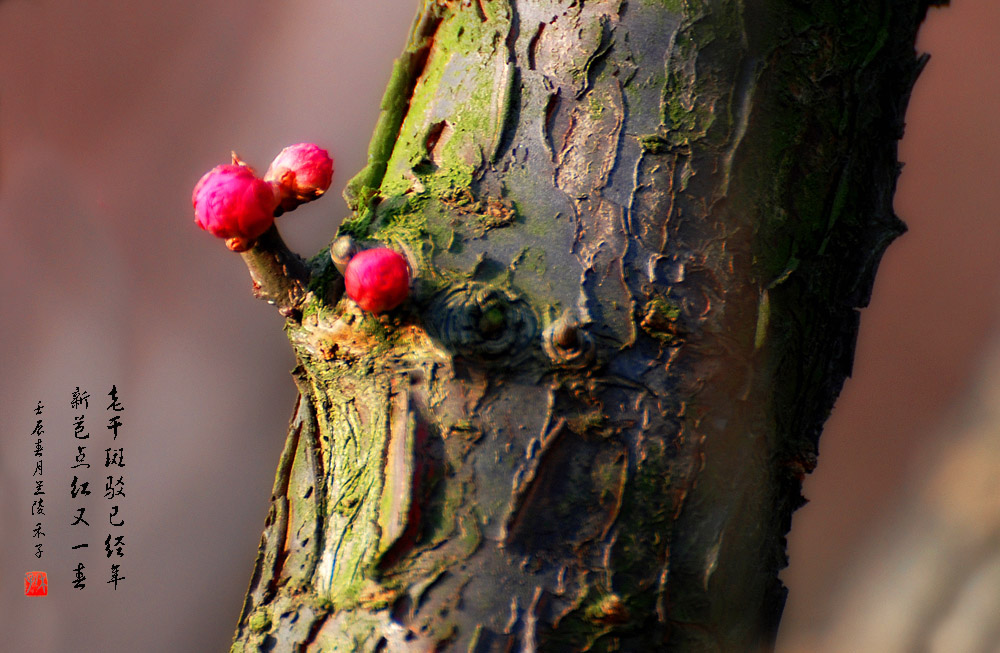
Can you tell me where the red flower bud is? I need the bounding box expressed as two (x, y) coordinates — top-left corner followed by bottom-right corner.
(344, 248), (411, 313)
(265, 143), (334, 212)
(192, 164), (279, 244)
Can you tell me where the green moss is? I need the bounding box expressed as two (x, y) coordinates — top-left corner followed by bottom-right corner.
(377, 2), (513, 205)
(419, 474), (468, 547)
(588, 92), (606, 121)
(608, 434), (673, 596)
(638, 133), (671, 154)
(373, 201), (428, 248)
(639, 297), (681, 342)
(584, 593), (629, 624)
(343, 53), (423, 234)
(568, 411), (608, 436)
(509, 246), (547, 277)
(341, 1), (514, 239)
(659, 1), (751, 148)
(754, 289), (770, 351)
(297, 376), (393, 607)
(248, 611), (272, 633)
(545, 586), (613, 650)
(739, 4), (902, 284)
(457, 510), (482, 556)
(312, 597), (334, 612)
(358, 314), (391, 343)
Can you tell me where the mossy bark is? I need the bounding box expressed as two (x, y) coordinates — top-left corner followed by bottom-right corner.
(231, 1), (941, 651)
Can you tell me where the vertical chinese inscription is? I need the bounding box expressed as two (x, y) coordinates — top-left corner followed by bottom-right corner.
(24, 384), (130, 595)
(70, 386), (92, 590)
(30, 399), (46, 562)
(104, 385), (125, 590)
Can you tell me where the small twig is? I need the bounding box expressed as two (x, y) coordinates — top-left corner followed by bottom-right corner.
(239, 224), (311, 318)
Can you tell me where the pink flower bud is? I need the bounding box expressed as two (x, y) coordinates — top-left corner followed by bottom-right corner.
(344, 248), (411, 313)
(192, 164), (279, 245)
(265, 143), (334, 212)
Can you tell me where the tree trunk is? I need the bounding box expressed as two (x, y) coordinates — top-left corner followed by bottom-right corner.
(229, 1), (940, 651)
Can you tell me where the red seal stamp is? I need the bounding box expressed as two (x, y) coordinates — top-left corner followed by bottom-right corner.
(24, 571), (47, 596)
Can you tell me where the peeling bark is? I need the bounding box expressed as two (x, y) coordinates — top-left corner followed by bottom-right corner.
(231, 1), (942, 651)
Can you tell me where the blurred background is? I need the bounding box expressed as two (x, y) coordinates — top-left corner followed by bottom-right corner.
(0, 1), (996, 651)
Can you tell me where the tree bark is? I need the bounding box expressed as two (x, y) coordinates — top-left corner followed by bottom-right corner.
(230, 1), (940, 651)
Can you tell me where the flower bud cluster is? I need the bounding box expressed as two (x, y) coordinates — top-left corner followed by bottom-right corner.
(192, 144), (334, 251)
